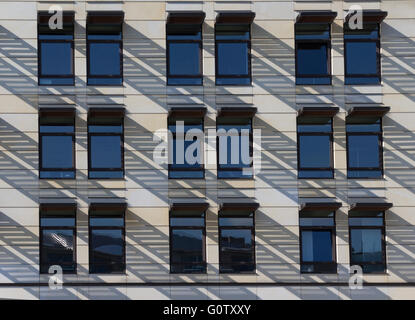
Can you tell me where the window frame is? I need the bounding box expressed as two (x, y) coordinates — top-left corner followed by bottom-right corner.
(346, 118), (384, 179)
(37, 13), (75, 86)
(216, 118), (253, 179)
(218, 214), (256, 274)
(214, 24), (252, 86)
(295, 24), (332, 85)
(348, 211), (387, 274)
(169, 213), (207, 274)
(39, 204), (77, 274)
(166, 23), (203, 86)
(38, 109), (76, 179)
(88, 204), (126, 274)
(87, 111), (125, 179)
(299, 213), (337, 274)
(297, 117), (334, 179)
(344, 23), (381, 85)
(168, 116), (205, 179)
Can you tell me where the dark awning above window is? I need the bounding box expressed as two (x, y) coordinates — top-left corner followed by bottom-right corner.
(168, 107), (207, 119)
(219, 201), (259, 215)
(298, 106), (339, 118)
(38, 11), (75, 25)
(40, 202), (77, 214)
(347, 106), (390, 118)
(167, 11), (206, 25)
(170, 202), (209, 213)
(345, 10), (388, 24)
(349, 202), (393, 211)
(300, 202), (342, 212)
(216, 11), (256, 25)
(39, 107), (76, 119)
(87, 11), (124, 25)
(89, 202), (127, 215)
(296, 11), (337, 24)
(217, 107), (257, 118)
(88, 107), (125, 119)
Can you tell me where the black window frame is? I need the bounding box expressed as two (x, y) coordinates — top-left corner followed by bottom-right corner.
(299, 210), (337, 274)
(37, 11), (75, 86)
(169, 203), (208, 274)
(344, 22), (381, 85)
(166, 21), (203, 86)
(295, 23), (332, 85)
(346, 116), (384, 179)
(168, 109), (205, 179)
(88, 203), (126, 274)
(218, 204), (258, 274)
(348, 210), (387, 274)
(87, 108), (125, 179)
(296, 116), (334, 179)
(86, 12), (124, 86)
(39, 108), (76, 179)
(39, 203), (77, 274)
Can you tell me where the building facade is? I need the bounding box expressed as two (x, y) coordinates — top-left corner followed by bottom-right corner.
(0, 0), (414, 300)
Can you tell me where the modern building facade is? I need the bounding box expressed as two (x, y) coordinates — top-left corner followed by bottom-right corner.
(0, 0), (414, 300)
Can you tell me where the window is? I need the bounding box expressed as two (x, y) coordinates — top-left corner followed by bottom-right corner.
(297, 116), (333, 178)
(300, 209), (337, 273)
(217, 108), (255, 178)
(166, 12), (204, 86)
(219, 204), (257, 273)
(169, 204), (208, 273)
(295, 23), (332, 85)
(349, 210), (386, 273)
(38, 12), (74, 85)
(88, 108), (125, 179)
(346, 116), (383, 179)
(89, 203), (126, 274)
(39, 203), (76, 274)
(168, 108), (205, 179)
(215, 12), (254, 85)
(87, 12), (123, 85)
(39, 108), (75, 179)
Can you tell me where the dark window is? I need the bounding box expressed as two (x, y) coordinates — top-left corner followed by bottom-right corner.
(170, 209), (206, 273)
(39, 204), (76, 274)
(88, 109), (124, 179)
(89, 204), (126, 274)
(349, 211), (386, 273)
(39, 109), (75, 179)
(168, 116), (204, 179)
(38, 12), (74, 85)
(217, 117), (253, 178)
(219, 210), (255, 273)
(297, 116), (333, 178)
(300, 210), (337, 273)
(215, 25), (251, 85)
(167, 24), (203, 85)
(87, 13), (123, 85)
(346, 116), (383, 179)
(344, 23), (380, 85)
(295, 23), (331, 85)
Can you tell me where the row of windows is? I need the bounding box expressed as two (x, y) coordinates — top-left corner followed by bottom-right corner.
(38, 10), (386, 86)
(39, 107), (387, 180)
(40, 203), (390, 275)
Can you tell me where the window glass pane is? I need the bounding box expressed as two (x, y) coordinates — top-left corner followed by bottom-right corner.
(216, 25), (250, 40)
(349, 217), (384, 226)
(346, 121), (381, 132)
(168, 78), (202, 85)
(348, 135), (380, 168)
(217, 42), (249, 76)
(350, 228), (383, 264)
(345, 76), (380, 85)
(217, 124), (251, 169)
(300, 218), (334, 227)
(297, 43), (328, 76)
(168, 42), (200, 76)
(41, 229), (74, 273)
(89, 125), (122, 133)
(170, 217), (205, 227)
(220, 228), (254, 273)
(216, 77), (251, 85)
(171, 229), (203, 255)
(297, 122), (332, 133)
(90, 229), (124, 273)
(219, 217), (253, 227)
(348, 170), (382, 179)
(301, 230), (333, 262)
(344, 24), (379, 39)
(40, 42), (72, 75)
(295, 24), (330, 40)
(90, 217), (124, 227)
(89, 42), (121, 76)
(299, 135), (331, 169)
(40, 125), (74, 133)
(90, 136), (122, 169)
(41, 217), (75, 227)
(41, 136), (73, 169)
(346, 42), (378, 75)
